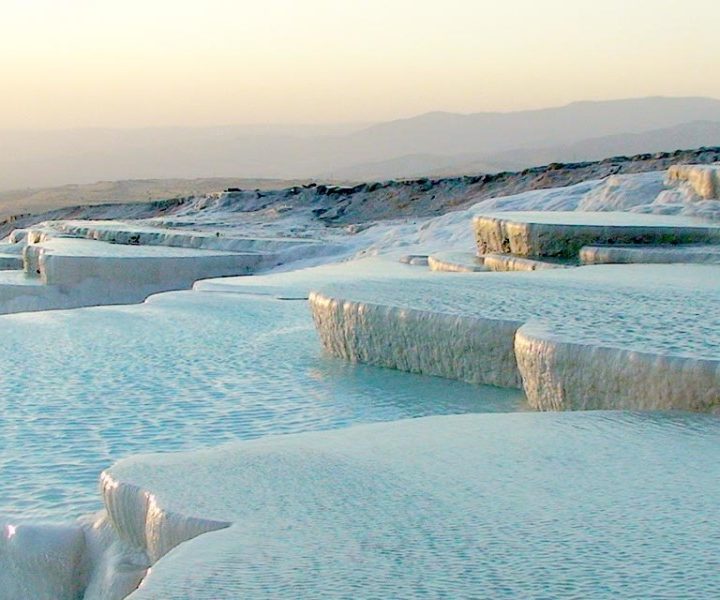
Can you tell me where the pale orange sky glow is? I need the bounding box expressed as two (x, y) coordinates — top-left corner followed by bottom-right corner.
(1, 0), (719, 129)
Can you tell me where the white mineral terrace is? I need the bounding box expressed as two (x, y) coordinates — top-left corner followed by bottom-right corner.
(473, 211), (720, 257)
(92, 413), (720, 598)
(2, 168), (720, 599)
(310, 262), (720, 411)
(25, 237), (261, 286)
(195, 256), (424, 299)
(580, 243), (720, 264)
(427, 252), (487, 272)
(0, 274), (521, 600)
(48, 220), (329, 256)
(0, 235), (270, 315)
(481, 252), (570, 271)
(667, 163), (720, 199)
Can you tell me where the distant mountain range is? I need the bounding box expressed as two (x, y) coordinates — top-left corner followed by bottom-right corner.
(2, 97), (720, 191)
(333, 120), (720, 181)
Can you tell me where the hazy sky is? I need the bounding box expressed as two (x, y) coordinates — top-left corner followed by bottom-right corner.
(2, 0), (719, 129)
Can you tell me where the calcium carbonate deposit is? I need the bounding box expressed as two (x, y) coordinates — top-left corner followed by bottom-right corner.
(106, 412), (720, 598)
(0, 290), (518, 522)
(1, 165), (720, 598)
(310, 262), (720, 410)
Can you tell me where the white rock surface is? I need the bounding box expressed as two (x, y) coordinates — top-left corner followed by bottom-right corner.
(195, 257), (423, 299)
(0, 270), (78, 315)
(52, 220), (328, 257)
(79, 515), (150, 600)
(481, 252), (569, 271)
(1, 170), (714, 316)
(7, 411), (713, 597)
(24, 237), (261, 286)
(310, 263), (720, 411)
(515, 321), (720, 411)
(398, 254), (430, 266)
(310, 291), (522, 388)
(0, 236), (268, 315)
(427, 252), (487, 272)
(4, 169), (720, 599)
(580, 243), (720, 265)
(577, 172), (667, 211)
(0, 523), (89, 600)
(473, 211), (720, 257)
(667, 163), (720, 199)
(100, 471), (231, 565)
(88, 412), (720, 598)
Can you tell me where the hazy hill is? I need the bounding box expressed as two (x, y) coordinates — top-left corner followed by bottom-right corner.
(2, 97), (720, 191)
(0, 178), (317, 219)
(333, 120), (720, 180)
(474, 120), (720, 173)
(341, 97), (720, 157)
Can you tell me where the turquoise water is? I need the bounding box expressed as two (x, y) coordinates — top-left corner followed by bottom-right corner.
(0, 291), (522, 521)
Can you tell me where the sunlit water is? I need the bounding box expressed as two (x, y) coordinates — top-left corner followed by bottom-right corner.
(0, 291), (522, 521)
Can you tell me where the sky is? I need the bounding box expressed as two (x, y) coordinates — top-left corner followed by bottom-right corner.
(1, 0), (719, 129)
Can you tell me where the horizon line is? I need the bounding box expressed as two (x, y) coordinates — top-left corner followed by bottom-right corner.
(2, 94), (719, 135)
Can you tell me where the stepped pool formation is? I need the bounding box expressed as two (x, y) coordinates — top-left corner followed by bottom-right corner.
(0, 220), (343, 315)
(667, 163), (720, 199)
(473, 211), (720, 257)
(580, 242), (720, 264)
(310, 263), (720, 410)
(1, 166), (719, 598)
(106, 412), (720, 599)
(0, 289), (517, 523)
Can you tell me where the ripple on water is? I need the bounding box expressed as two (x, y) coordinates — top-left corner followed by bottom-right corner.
(0, 291), (523, 521)
(119, 411), (720, 599)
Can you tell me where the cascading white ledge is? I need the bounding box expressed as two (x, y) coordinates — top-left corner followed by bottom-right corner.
(309, 291), (523, 389)
(100, 471), (231, 565)
(515, 321), (720, 412)
(309, 264), (720, 412)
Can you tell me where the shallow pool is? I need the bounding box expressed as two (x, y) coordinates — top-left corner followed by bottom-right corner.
(121, 411), (720, 599)
(0, 291), (523, 521)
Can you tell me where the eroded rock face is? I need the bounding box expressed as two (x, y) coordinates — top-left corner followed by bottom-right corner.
(309, 292), (523, 389)
(309, 263), (720, 412)
(100, 471), (231, 566)
(515, 322), (720, 412)
(579, 243), (720, 265)
(667, 164), (720, 199)
(473, 212), (720, 258)
(481, 252), (567, 271)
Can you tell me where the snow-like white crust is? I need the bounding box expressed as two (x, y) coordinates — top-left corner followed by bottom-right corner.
(24, 238), (260, 286)
(101, 413), (720, 598)
(427, 252), (487, 272)
(473, 211), (720, 257)
(481, 252), (568, 271)
(515, 321), (720, 412)
(580, 243), (720, 264)
(667, 164), (720, 199)
(100, 471), (231, 564)
(309, 291), (523, 388)
(3, 169), (720, 598)
(310, 264), (720, 411)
